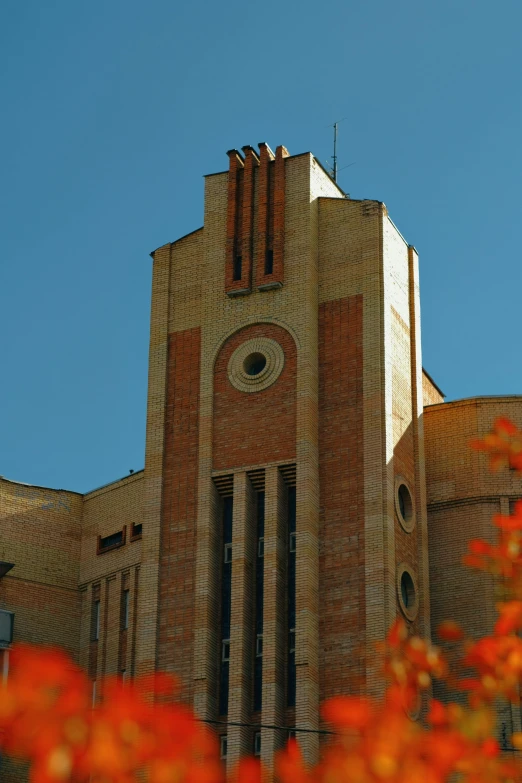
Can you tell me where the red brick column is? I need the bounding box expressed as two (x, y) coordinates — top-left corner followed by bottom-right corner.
(240, 145), (258, 292)
(256, 145), (288, 291)
(225, 150), (250, 296)
(255, 142), (275, 289)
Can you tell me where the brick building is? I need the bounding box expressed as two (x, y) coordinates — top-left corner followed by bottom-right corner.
(1, 143), (522, 776)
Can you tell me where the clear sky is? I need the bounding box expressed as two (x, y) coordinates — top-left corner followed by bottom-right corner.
(1, 0), (521, 493)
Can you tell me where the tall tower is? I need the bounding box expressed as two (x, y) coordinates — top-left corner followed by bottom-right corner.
(135, 144), (430, 771)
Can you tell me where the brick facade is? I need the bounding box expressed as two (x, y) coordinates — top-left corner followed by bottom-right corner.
(1, 142), (521, 780)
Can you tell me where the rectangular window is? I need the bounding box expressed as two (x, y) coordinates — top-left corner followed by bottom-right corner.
(222, 639), (230, 663)
(257, 537), (264, 558)
(254, 731), (261, 757)
(130, 522), (142, 541)
(220, 735), (228, 760)
(289, 532), (296, 553)
(122, 589), (130, 630)
(97, 527), (126, 554)
(289, 628), (295, 654)
(256, 634), (263, 657)
(92, 680), (97, 708)
(233, 255), (242, 281)
(92, 600), (100, 642)
(265, 249), (274, 275)
(224, 543), (232, 564)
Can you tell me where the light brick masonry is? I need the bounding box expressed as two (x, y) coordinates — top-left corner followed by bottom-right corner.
(1, 143), (521, 781)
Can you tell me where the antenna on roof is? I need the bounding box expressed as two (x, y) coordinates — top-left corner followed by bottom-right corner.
(326, 118), (347, 182)
(332, 121), (339, 182)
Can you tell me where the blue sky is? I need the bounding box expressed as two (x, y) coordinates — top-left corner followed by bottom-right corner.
(1, 0), (521, 493)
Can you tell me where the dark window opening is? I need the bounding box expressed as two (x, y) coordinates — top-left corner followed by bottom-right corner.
(265, 249), (274, 275)
(253, 491), (265, 712)
(122, 589), (130, 630)
(287, 486), (296, 707)
(243, 353), (266, 376)
(92, 599), (100, 642)
(233, 255), (242, 281)
(401, 571), (415, 609)
(97, 527), (125, 554)
(220, 735), (228, 760)
(130, 522), (142, 541)
(219, 496), (233, 715)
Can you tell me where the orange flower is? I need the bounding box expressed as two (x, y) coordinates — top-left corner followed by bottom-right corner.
(471, 417), (522, 472)
(437, 621), (464, 642)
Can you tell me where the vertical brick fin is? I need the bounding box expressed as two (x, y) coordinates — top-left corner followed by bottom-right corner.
(255, 142), (275, 288)
(227, 472), (257, 772)
(158, 326), (201, 703)
(269, 145), (289, 289)
(257, 144), (288, 290)
(261, 467), (287, 770)
(241, 146), (259, 291)
(318, 294), (365, 702)
(225, 149), (249, 295)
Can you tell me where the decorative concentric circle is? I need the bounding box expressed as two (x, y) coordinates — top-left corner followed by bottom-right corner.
(227, 338), (285, 393)
(396, 563), (419, 622)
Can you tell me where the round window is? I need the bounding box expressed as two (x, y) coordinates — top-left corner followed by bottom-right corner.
(396, 563), (419, 621)
(395, 479), (415, 532)
(401, 571), (415, 609)
(243, 352), (267, 376)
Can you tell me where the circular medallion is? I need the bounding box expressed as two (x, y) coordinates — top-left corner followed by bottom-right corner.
(227, 338), (285, 393)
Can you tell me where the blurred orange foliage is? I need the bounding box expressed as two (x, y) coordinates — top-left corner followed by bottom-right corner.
(2, 417), (522, 782)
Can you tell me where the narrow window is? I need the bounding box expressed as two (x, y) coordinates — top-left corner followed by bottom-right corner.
(222, 639), (230, 662)
(122, 589), (130, 630)
(287, 486), (296, 707)
(254, 731), (261, 757)
(219, 495), (233, 715)
(91, 680), (97, 708)
(130, 522), (142, 540)
(287, 729), (296, 742)
(220, 735), (228, 761)
(265, 249), (274, 275)
(233, 255), (242, 281)
(253, 490), (265, 711)
(92, 599), (100, 642)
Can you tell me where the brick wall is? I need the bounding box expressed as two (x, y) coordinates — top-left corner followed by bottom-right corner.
(318, 295), (365, 699)
(78, 473), (143, 687)
(425, 396), (522, 735)
(0, 478), (82, 658)
(158, 327), (201, 701)
(213, 323), (296, 471)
